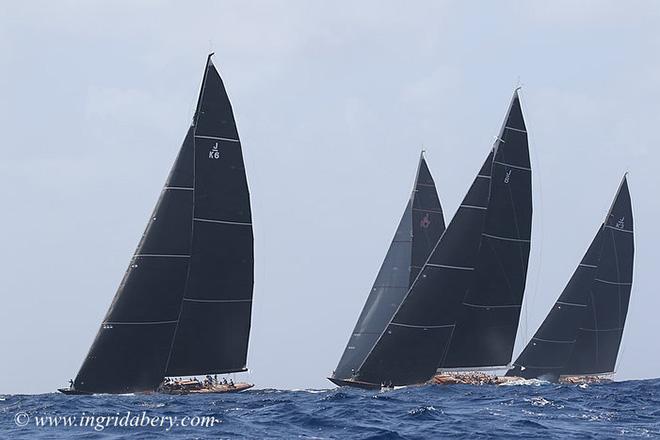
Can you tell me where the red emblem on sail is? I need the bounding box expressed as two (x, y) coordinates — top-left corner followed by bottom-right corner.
(420, 213), (431, 229)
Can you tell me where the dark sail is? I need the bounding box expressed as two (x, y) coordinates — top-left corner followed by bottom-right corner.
(353, 151), (494, 386)
(330, 154), (444, 385)
(74, 128), (195, 394)
(442, 90), (532, 369)
(166, 56), (254, 376)
(508, 175), (633, 379)
(506, 230), (604, 380)
(73, 55), (252, 393)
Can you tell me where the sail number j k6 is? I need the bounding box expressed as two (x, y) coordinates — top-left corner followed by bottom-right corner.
(209, 142), (221, 160)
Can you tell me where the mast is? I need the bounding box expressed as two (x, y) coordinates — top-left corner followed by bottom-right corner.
(441, 90), (532, 369)
(507, 175), (634, 379)
(330, 153), (444, 386)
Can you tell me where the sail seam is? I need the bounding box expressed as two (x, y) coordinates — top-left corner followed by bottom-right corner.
(482, 233), (531, 243)
(593, 278), (632, 286)
(532, 337), (576, 344)
(390, 322), (454, 329)
(134, 254), (190, 258)
(504, 126), (527, 134)
(604, 225), (633, 234)
(104, 320), (178, 325)
(412, 208), (443, 214)
(579, 327), (624, 332)
(492, 160), (531, 172)
(460, 204), (487, 210)
(463, 302), (521, 309)
(194, 134), (240, 143)
(427, 263), (475, 271)
(556, 300), (587, 307)
(194, 217), (252, 226)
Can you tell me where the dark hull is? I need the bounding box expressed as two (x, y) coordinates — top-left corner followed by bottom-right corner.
(327, 377), (381, 390)
(57, 388), (93, 395)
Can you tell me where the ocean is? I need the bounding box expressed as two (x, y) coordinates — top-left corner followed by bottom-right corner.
(2, 379), (659, 439)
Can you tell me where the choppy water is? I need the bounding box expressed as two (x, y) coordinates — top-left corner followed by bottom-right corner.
(2, 379), (660, 439)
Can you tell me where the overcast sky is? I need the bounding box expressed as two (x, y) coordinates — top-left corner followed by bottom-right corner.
(1, 1), (659, 394)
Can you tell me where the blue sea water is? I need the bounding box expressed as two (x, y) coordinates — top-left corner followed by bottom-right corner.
(2, 379), (660, 439)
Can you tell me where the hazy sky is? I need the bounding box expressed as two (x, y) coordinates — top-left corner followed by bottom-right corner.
(1, 1), (660, 394)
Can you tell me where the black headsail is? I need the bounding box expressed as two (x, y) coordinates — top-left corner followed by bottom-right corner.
(330, 154), (444, 386)
(72, 55), (253, 393)
(166, 55), (253, 376)
(353, 150), (494, 386)
(507, 175), (634, 379)
(441, 90), (532, 369)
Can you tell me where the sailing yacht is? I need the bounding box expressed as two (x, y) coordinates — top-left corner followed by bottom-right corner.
(332, 90), (533, 388)
(506, 175), (634, 383)
(59, 54), (254, 395)
(329, 153), (445, 388)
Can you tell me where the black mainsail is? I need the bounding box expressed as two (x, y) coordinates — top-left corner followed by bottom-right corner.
(71, 54), (253, 394)
(441, 91), (532, 369)
(346, 90), (532, 387)
(329, 154), (445, 386)
(507, 175), (633, 380)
